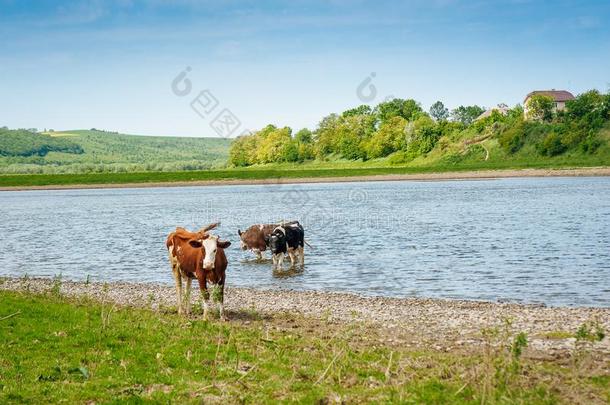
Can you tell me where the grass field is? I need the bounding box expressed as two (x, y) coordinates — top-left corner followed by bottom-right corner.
(1, 289), (608, 404)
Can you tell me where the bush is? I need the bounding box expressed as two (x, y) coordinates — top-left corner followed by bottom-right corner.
(498, 121), (527, 154)
(580, 134), (602, 154)
(537, 132), (567, 156)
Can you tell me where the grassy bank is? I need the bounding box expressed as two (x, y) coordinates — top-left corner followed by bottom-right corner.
(0, 290), (607, 404)
(1, 159), (609, 188)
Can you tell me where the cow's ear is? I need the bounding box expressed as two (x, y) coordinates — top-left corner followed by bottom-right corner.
(218, 240), (231, 249)
(189, 239), (203, 248)
(237, 229), (242, 236)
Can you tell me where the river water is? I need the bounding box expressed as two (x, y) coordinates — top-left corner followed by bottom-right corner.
(1, 177), (609, 307)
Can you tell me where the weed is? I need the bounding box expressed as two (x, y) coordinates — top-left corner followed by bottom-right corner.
(147, 293), (155, 309)
(480, 318), (529, 403)
(50, 273), (62, 297)
(100, 283), (116, 331)
(572, 319), (606, 374)
(210, 285), (223, 303)
(20, 273), (31, 292)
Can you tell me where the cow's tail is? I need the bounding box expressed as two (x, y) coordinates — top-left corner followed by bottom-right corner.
(304, 240), (314, 249)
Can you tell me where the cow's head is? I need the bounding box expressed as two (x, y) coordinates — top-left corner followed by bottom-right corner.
(237, 229), (248, 250)
(266, 228), (286, 254)
(189, 234), (231, 270)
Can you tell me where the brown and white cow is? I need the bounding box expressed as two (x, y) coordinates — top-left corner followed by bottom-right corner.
(166, 223), (231, 320)
(237, 223), (277, 259)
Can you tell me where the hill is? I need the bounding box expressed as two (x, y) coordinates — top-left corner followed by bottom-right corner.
(0, 129), (231, 174)
(228, 90), (610, 171)
(0, 128), (84, 157)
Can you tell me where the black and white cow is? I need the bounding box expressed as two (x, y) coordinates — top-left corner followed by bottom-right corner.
(266, 221), (305, 269)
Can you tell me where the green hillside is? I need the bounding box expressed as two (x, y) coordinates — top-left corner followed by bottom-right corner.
(0, 129), (231, 174)
(229, 90), (610, 171)
(0, 128), (84, 157)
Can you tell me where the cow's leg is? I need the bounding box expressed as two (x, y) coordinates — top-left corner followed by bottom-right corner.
(287, 248), (296, 268)
(254, 249), (262, 260)
(271, 254), (278, 270)
(218, 284), (227, 321)
(184, 276), (192, 315)
(172, 267), (183, 315)
(196, 271), (210, 320)
(299, 246), (305, 267)
(273, 253), (284, 270)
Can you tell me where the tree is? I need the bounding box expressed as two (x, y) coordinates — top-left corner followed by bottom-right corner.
(526, 95), (555, 121)
(314, 113), (341, 157)
(294, 128), (314, 161)
(451, 105), (485, 125)
(364, 116), (407, 158)
(342, 105), (372, 118)
(429, 101), (449, 122)
(404, 115), (441, 159)
(334, 114), (375, 159)
(376, 98), (423, 124)
(228, 134), (258, 166)
(256, 126), (294, 163)
(295, 128), (313, 144)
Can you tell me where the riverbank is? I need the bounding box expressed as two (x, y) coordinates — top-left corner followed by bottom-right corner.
(1, 277), (608, 404)
(2, 277), (608, 355)
(1, 166), (610, 191)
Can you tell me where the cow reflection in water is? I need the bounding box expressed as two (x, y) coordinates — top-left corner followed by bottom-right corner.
(272, 265), (304, 278)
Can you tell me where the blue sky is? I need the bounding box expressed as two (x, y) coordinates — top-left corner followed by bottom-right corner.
(1, 0), (609, 137)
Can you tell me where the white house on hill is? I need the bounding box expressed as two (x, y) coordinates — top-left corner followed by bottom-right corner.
(524, 90), (575, 119)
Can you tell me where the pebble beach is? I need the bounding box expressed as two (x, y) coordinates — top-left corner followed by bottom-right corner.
(2, 277), (608, 358)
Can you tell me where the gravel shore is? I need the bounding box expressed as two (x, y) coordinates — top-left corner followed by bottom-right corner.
(2, 276), (608, 357)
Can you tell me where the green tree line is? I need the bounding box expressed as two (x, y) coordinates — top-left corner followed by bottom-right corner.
(229, 90), (610, 166)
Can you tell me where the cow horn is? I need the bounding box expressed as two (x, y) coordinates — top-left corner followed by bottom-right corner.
(200, 222), (220, 233)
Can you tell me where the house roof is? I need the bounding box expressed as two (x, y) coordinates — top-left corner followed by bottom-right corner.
(475, 105), (510, 120)
(524, 90), (575, 103)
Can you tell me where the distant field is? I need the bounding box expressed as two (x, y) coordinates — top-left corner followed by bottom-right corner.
(0, 129), (231, 174)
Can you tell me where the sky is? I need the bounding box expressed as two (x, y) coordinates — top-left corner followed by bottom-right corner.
(1, 0), (609, 137)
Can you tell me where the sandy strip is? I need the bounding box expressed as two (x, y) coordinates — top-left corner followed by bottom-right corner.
(1, 167), (609, 191)
(2, 277), (608, 355)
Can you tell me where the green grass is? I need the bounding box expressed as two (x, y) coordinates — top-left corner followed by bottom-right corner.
(0, 290), (607, 403)
(0, 157), (608, 187)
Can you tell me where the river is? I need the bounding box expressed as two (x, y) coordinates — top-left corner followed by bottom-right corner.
(1, 176), (609, 306)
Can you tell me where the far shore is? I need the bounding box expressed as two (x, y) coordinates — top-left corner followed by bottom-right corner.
(1, 166), (610, 191)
